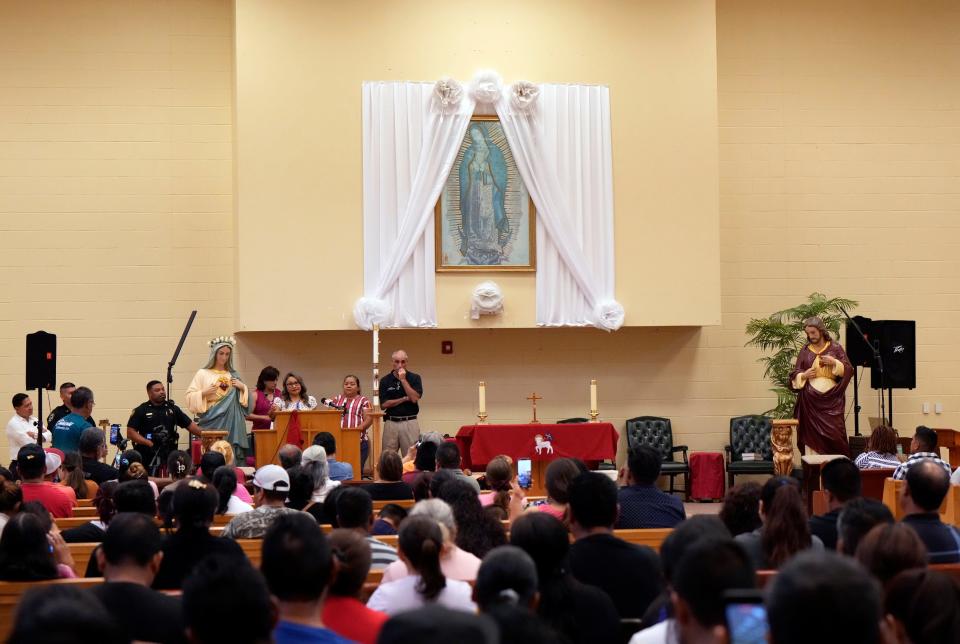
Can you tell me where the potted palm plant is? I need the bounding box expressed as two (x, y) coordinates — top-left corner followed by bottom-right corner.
(745, 293), (858, 418)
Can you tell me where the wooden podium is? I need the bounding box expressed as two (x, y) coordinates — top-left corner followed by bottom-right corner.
(252, 410), (383, 479)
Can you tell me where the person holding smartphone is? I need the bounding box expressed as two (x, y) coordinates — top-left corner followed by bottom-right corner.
(629, 538), (755, 644)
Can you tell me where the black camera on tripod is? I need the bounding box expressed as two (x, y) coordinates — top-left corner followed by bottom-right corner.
(148, 426), (179, 450)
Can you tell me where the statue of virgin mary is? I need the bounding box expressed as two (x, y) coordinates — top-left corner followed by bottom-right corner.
(184, 336), (251, 460)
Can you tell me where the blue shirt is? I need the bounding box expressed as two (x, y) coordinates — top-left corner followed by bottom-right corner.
(616, 484), (686, 529)
(274, 620), (355, 644)
(52, 413), (92, 452)
(327, 458), (354, 481)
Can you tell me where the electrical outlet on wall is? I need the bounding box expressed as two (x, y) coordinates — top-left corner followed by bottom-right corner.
(922, 402), (930, 414)
(935, 402), (943, 414)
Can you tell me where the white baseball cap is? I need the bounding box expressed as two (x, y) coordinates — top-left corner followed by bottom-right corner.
(44, 452), (62, 476)
(253, 464), (290, 492)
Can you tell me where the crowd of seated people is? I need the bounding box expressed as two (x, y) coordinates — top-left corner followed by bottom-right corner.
(0, 415), (959, 644)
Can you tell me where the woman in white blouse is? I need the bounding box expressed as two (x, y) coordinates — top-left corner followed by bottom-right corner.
(270, 373), (318, 415)
(367, 514), (476, 615)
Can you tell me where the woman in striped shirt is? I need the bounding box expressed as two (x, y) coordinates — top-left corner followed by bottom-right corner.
(854, 424), (902, 470)
(327, 375), (373, 475)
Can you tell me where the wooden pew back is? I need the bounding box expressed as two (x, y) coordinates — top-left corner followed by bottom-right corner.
(882, 478), (958, 523)
(612, 528), (672, 552)
(0, 577), (104, 640)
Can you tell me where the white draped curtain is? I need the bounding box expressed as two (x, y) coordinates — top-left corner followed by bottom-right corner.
(357, 81), (475, 329)
(357, 72), (622, 331)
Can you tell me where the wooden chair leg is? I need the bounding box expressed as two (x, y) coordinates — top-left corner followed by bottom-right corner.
(684, 471), (690, 502)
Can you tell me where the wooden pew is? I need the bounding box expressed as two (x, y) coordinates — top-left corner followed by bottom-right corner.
(67, 542), (100, 577)
(881, 478), (957, 523)
(612, 528), (673, 552)
(77, 498), (94, 508)
(0, 577), (104, 640)
(54, 517), (96, 530)
(72, 506), (98, 518)
(757, 562), (960, 588)
(372, 499), (414, 511)
(235, 539), (262, 569)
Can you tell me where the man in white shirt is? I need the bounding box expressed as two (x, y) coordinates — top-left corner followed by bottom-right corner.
(6, 394), (51, 464)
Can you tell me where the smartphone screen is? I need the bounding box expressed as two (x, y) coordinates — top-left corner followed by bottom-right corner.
(109, 424), (120, 446)
(517, 458), (532, 489)
(724, 591), (768, 644)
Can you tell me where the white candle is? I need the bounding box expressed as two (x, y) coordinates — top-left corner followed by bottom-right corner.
(590, 379), (598, 411)
(373, 325), (379, 363)
(479, 381), (486, 414)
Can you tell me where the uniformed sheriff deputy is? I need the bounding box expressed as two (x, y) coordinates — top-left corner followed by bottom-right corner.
(127, 380), (202, 470)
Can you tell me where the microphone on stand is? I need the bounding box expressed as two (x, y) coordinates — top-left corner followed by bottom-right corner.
(320, 398), (345, 411)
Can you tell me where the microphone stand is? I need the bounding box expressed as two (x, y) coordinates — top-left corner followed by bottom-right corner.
(166, 311), (197, 454)
(839, 306), (886, 432)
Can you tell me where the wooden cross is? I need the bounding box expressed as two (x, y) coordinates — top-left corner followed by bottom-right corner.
(526, 392), (542, 424)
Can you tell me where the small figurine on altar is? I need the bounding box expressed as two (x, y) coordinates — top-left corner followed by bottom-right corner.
(772, 424), (794, 476)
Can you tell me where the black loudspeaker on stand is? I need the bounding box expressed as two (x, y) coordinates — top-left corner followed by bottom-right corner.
(25, 331), (57, 447)
(845, 317), (916, 433)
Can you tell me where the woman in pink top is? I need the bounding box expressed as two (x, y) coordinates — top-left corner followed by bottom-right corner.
(478, 455), (513, 519)
(245, 366), (281, 430)
(531, 458), (585, 522)
(380, 499), (481, 583)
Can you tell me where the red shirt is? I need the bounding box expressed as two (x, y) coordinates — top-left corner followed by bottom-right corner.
(20, 481), (75, 518)
(321, 595), (387, 644)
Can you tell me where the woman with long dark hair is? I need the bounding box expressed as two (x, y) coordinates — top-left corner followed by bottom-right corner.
(246, 365), (280, 430)
(402, 441), (438, 486)
(367, 515), (475, 615)
(734, 476), (823, 569)
(152, 478), (246, 590)
(212, 465), (252, 515)
(0, 512), (72, 580)
(479, 455), (513, 520)
(271, 372), (318, 414)
(59, 451), (96, 500)
(439, 479), (507, 558)
(509, 512), (619, 644)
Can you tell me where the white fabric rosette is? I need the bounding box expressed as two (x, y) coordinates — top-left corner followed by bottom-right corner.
(432, 77), (464, 114)
(510, 81), (540, 113)
(469, 70), (503, 104)
(353, 297), (393, 331)
(594, 299), (625, 331)
(470, 281), (504, 319)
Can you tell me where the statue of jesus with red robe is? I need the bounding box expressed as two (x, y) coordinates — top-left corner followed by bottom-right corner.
(789, 317), (853, 456)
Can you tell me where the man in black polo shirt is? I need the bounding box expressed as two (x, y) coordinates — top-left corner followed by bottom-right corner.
(808, 457), (866, 550)
(46, 381), (94, 429)
(79, 427), (119, 484)
(900, 459), (960, 563)
(567, 471), (663, 620)
(127, 380), (202, 473)
(92, 513), (186, 644)
(378, 349), (423, 454)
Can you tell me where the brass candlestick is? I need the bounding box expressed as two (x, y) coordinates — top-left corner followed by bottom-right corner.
(589, 410), (599, 422)
(477, 412), (488, 425)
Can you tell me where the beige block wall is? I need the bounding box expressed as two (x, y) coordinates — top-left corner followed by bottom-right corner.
(1, 0), (958, 463)
(0, 0), (236, 457)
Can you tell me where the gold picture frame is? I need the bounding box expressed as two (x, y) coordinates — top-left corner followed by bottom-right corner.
(435, 116), (536, 272)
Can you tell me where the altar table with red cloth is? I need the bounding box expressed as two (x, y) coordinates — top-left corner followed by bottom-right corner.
(456, 423), (618, 470)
